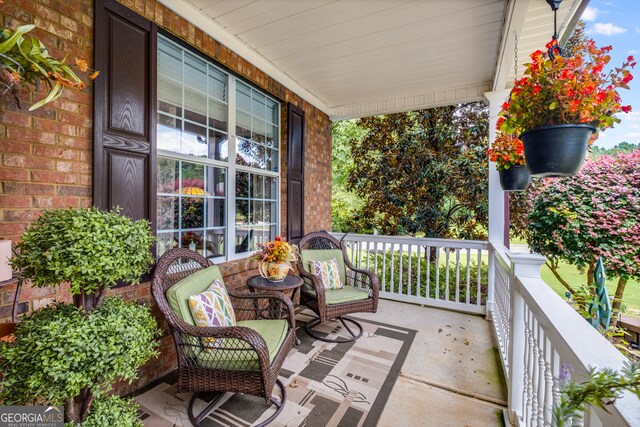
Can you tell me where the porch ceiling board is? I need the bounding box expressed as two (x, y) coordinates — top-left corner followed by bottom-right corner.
(164, 0), (588, 119)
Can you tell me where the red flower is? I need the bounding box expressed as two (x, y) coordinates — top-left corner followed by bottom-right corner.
(621, 105), (632, 113)
(627, 55), (635, 62)
(532, 85), (541, 94)
(622, 73), (634, 83)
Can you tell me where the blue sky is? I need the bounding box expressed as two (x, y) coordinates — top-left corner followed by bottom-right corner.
(580, 0), (640, 148)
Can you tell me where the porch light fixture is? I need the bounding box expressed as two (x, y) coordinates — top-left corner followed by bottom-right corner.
(545, 0), (564, 59)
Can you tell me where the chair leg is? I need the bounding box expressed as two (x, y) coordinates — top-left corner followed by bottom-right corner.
(305, 315), (364, 343)
(187, 379), (287, 427)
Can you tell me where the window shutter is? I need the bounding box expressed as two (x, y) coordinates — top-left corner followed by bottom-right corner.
(286, 103), (305, 244)
(93, 0), (157, 228)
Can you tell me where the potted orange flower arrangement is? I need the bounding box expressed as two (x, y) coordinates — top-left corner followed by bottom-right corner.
(498, 39), (635, 177)
(250, 236), (298, 282)
(488, 131), (530, 191)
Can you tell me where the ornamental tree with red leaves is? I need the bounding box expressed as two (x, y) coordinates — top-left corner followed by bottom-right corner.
(522, 151), (640, 315)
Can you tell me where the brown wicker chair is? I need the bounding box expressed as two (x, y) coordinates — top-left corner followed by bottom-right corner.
(296, 231), (379, 343)
(152, 248), (295, 426)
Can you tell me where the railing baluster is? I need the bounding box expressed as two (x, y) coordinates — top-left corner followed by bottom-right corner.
(465, 248), (471, 305)
(390, 243), (395, 295)
(426, 246), (431, 299)
(455, 248), (461, 303)
(365, 239), (371, 272)
(477, 248), (482, 306)
(381, 242), (387, 293)
(445, 249), (450, 301)
(398, 244), (404, 295)
(543, 336), (554, 426)
(407, 243), (413, 297)
(435, 247), (440, 300)
(416, 244), (422, 297)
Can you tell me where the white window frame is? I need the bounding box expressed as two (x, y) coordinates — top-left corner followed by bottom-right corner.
(157, 35), (281, 263)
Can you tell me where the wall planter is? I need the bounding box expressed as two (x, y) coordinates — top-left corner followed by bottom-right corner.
(499, 165), (531, 191)
(520, 124), (595, 178)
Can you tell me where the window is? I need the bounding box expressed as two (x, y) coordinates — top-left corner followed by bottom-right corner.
(156, 35), (280, 260)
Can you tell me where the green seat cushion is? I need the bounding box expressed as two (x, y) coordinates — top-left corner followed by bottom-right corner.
(192, 319), (289, 371)
(167, 266), (225, 326)
(300, 249), (346, 285)
(325, 285), (369, 305)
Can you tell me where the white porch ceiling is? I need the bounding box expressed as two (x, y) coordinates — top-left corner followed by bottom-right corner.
(159, 0), (587, 119)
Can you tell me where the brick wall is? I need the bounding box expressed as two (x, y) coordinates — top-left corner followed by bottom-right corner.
(0, 0), (332, 392)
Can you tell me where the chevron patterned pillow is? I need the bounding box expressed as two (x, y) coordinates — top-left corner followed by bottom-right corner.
(188, 279), (236, 348)
(309, 258), (344, 290)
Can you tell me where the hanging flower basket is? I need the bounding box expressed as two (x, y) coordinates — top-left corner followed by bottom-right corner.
(499, 165), (531, 191)
(520, 124), (595, 177)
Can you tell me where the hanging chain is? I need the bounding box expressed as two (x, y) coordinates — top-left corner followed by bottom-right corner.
(548, 7), (563, 59)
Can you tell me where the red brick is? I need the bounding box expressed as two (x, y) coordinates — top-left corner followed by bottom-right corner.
(0, 112), (31, 128)
(33, 145), (81, 161)
(33, 119), (79, 136)
(0, 140), (31, 155)
(3, 209), (43, 223)
(3, 154), (55, 171)
(32, 171), (77, 184)
(0, 223), (27, 238)
(0, 196), (32, 209)
(6, 127), (56, 145)
(56, 160), (89, 174)
(20, 284), (57, 301)
(57, 185), (91, 197)
(33, 196), (83, 209)
(57, 110), (91, 127)
(0, 167), (30, 181)
(4, 182), (56, 196)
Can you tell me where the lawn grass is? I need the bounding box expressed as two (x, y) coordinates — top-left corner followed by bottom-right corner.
(540, 261), (640, 316)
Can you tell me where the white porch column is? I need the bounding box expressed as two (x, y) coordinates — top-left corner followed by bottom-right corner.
(484, 89), (511, 245)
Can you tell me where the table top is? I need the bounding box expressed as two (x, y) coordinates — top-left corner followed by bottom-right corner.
(247, 274), (304, 291)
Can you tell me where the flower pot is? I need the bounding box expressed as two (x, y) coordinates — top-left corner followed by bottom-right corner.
(258, 261), (291, 282)
(499, 165), (531, 191)
(520, 124), (595, 177)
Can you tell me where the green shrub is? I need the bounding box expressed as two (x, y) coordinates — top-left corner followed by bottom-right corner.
(67, 396), (143, 427)
(353, 249), (488, 304)
(11, 207), (155, 296)
(0, 297), (160, 406)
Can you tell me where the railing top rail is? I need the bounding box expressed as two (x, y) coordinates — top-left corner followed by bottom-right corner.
(517, 275), (640, 425)
(489, 241), (511, 271)
(329, 232), (489, 250)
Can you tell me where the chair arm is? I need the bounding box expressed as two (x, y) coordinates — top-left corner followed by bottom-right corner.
(297, 266), (326, 307)
(227, 289), (296, 329)
(346, 266), (380, 299)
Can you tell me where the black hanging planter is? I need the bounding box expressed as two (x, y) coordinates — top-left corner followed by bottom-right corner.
(499, 165), (531, 191)
(520, 124), (595, 178)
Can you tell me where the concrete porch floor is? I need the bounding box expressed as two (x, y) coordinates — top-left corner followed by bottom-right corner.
(358, 299), (507, 427)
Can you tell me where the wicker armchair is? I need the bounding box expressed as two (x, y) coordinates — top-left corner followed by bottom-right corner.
(296, 231), (379, 343)
(151, 248), (295, 426)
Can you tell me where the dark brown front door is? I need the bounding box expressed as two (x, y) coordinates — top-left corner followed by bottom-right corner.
(287, 104), (305, 244)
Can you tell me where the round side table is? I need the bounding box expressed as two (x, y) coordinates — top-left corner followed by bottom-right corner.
(246, 275), (303, 344)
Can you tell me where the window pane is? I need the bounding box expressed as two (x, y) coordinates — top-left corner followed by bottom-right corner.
(205, 229), (225, 257)
(182, 122), (208, 157)
(208, 67), (227, 101)
(265, 176), (277, 199)
(264, 201), (277, 223)
(157, 232), (178, 257)
(184, 52), (207, 92)
(266, 98), (279, 124)
(252, 118), (266, 144)
(158, 114), (182, 153)
(251, 92), (266, 120)
(182, 197), (204, 229)
(236, 200), (249, 225)
(158, 40), (182, 80)
(158, 157), (179, 194)
(158, 75), (182, 114)
(266, 148), (278, 172)
(236, 111), (251, 139)
(208, 130), (228, 162)
(251, 174), (264, 198)
(184, 87), (207, 126)
(236, 171), (249, 198)
(206, 199), (225, 228)
(206, 167), (226, 197)
(181, 230), (204, 250)
(158, 196), (178, 230)
(237, 82), (251, 112)
(209, 100), (228, 132)
(235, 227), (253, 253)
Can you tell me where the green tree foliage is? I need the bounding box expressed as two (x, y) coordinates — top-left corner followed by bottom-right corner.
(11, 207), (155, 307)
(512, 152), (640, 315)
(73, 395), (143, 427)
(0, 298), (160, 423)
(332, 120), (366, 231)
(345, 102), (489, 239)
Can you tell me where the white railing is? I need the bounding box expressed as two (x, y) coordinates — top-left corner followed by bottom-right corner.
(331, 233), (489, 315)
(489, 242), (640, 427)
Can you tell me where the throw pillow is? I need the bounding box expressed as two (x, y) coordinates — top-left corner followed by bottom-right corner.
(188, 279), (236, 348)
(309, 258), (344, 290)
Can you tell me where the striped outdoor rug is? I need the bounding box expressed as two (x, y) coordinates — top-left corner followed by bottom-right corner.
(134, 311), (416, 427)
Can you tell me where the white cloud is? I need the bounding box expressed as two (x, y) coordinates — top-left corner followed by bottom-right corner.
(635, 26), (640, 33)
(591, 23), (627, 36)
(626, 112), (640, 121)
(581, 6), (599, 21)
(629, 124), (640, 130)
(629, 50), (640, 55)
(622, 132), (640, 138)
